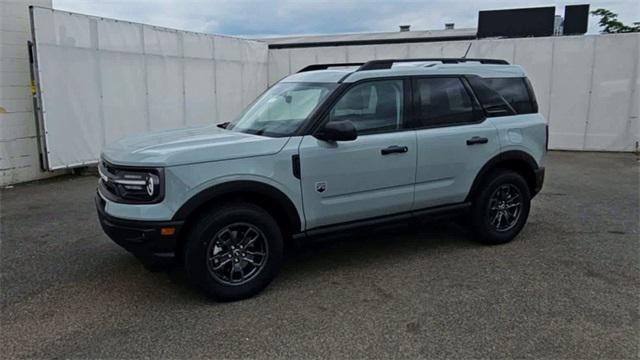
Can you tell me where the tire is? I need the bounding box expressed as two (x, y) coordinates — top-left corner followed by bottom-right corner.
(184, 202), (284, 301)
(470, 170), (531, 245)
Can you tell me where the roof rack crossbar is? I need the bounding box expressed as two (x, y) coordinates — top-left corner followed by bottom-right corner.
(297, 63), (365, 73)
(357, 58), (509, 71)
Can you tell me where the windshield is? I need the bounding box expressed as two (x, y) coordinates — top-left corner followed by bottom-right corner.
(227, 82), (338, 137)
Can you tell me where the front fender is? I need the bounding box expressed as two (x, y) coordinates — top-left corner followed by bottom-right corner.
(172, 175), (303, 229)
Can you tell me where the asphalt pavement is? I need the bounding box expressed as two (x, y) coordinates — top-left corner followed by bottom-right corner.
(1, 151), (638, 359)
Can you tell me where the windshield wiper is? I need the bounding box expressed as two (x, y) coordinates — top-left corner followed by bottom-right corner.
(253, 127), (267, 135)
(217, 122), (230, 129)
(248, 122), (273, 136)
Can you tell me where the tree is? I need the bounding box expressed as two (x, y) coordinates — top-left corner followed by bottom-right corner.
(591, 8), (640, 33)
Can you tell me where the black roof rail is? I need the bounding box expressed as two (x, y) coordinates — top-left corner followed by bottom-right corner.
(297, 63), (365, 73)
(358, 58), (509, 71)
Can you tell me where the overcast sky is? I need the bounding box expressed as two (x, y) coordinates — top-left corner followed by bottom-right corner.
(52, 0), (639, 38)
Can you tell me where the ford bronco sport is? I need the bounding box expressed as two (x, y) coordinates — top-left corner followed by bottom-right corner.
(96, 58), (546, 301)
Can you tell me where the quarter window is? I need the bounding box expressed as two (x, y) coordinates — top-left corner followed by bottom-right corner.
(467, 76), (515, 117)
(328, 80), (404, 134)
(484, 78), (535, 114)
(415, 77), (477, 127)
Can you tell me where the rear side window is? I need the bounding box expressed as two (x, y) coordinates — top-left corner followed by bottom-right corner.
(483, 77), (537, 114)
(414, 77), (477, 127)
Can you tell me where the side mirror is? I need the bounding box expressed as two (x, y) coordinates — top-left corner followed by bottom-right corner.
(314, 120), (358, 142)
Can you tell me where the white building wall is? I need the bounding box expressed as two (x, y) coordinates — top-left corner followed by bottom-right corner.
(29, 7), (268, 170)
(0, 0), (55, 186)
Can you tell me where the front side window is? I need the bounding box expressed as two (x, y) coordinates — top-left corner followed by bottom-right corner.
(228, 82), (337, 137)
(415, 77), (477, 127)
(327, 80), (404, 135)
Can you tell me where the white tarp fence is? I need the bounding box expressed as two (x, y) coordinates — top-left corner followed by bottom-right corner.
(31, 7), (268, 170)
(269, 34), (640, 152)
(31, 7), (638, 171)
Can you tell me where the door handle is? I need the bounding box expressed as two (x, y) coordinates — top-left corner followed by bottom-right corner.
(466, 136), (489, 145)
(381, 145), (408, 155)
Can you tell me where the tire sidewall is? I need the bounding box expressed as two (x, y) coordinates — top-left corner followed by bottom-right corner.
(184, 203), (283, 301)
(472, 171), (531, 244)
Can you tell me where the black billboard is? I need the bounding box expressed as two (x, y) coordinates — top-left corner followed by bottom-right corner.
(478, 7), (556, 38)
(563, 4), (590, 35)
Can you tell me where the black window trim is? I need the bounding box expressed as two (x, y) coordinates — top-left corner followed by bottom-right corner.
(295, 73), (539, 136)
(410, 75), (487, 131)
(523, 77), (539, 113)
(298, 76), (414, 137)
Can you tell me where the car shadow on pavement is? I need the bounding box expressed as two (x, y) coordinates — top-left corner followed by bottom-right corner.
(281, 221), (474, 273)
(154, 220), (477, 303)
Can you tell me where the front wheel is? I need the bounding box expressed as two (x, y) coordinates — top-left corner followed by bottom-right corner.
(184, 202), (283, 301)
(470, 170), (531, 245)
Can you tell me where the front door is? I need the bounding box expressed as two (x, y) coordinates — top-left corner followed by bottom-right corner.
(299, 79), (417, 229)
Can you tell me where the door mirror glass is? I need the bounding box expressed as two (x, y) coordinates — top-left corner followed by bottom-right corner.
(314, 120), (358, 142)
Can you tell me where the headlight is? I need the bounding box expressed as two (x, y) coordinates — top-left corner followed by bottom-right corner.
(98, 161), (164, 204)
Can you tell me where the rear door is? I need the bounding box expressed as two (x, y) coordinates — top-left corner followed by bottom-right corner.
(411, 76), (501, 210)
(299, 78), (417, 229)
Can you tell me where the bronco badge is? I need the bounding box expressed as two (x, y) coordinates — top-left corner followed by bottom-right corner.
(315, 181), (327, 193)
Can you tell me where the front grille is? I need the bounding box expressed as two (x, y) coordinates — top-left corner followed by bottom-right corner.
(98, 160), (164, 204)
(102, 161), (119, 176)
(99, 161), (120, 198)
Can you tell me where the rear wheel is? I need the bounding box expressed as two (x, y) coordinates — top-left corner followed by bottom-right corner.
(184, 202), (283, 301)
(470, 170), (531, 244)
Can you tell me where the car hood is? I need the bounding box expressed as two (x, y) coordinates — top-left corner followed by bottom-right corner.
(101, 125), (290, 167)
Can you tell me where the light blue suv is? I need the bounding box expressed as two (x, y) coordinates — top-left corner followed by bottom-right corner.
(96, 58), (546, 301)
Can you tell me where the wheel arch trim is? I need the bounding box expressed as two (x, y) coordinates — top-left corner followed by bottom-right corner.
(171, 180), (302, 233)
(465, 150), (540, 202)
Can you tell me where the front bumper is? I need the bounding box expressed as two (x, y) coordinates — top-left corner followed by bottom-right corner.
(533, 166), (545, 197)
(95, 193), (183, 263)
